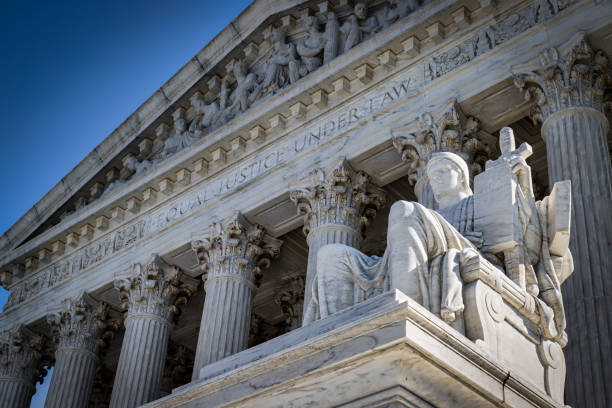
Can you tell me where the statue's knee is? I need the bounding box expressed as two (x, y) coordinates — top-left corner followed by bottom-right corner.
(389, 200), (416, 222)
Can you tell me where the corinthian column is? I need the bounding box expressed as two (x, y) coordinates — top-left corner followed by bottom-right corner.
(190, 212), (282, 379)
(109, 255), (197, 408)
(45, 293), (109, 408)
(290, 159), (385, 324)
(0, 325), (43, 408)
(392, 99), (491, 208)
(513, 32), (612, 407)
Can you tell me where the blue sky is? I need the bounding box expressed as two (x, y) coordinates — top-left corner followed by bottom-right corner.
(0, 0), (251, 405)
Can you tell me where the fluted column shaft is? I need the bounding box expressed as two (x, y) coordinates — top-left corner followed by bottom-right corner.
(45, 348), (98, 408)
(542, 107), (612, 407)
(513, 32), (612, 407)
(45, 293), (110, 408)
(109, 255), (196, 408)
(194, 275), (254, 373)
(305, 224), (361, 311)
(0, 378), (35, 408)
(110, 315), (170, 407)
(291, 160), (386, 324)
(191, 212), (282, 379)
(0, 325), (44, 408)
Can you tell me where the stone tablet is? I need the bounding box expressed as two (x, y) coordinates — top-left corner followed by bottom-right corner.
(547, 180), (571, 256)
(473, 163), (521, 254)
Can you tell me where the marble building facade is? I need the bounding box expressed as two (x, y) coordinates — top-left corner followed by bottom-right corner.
(0, 0), (611, 407)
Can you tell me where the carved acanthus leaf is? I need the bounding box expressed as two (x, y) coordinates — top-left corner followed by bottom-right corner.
(114, 254), (198, 320)
(46, 292), (110, 354)
(512, 31), (611, 123)
(191, 212), (282, 287)
(163, 343), (194, 391)
(289, 159), (386, 237)
(274, 276), (305, 331)
(0, 325), (44, 384)
(392, 99), (491, 184)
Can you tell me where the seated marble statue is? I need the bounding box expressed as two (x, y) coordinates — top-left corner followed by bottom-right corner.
(305, 136), (573, 342)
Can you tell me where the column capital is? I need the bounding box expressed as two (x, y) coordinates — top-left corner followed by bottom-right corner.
(275, 276), (305, 331)
(391, 98), (490, 184)
(512, 31), (611, 124)
(0, 325), (43, 384)
(46, 292), (110, 355)
(289, 158), (386, 238)
(114, 254), (198, 321)
(191, 212), (282, 288)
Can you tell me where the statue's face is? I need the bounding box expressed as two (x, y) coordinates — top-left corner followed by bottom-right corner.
(428, 160), (462, 198)
(355, 3), (367, 19)
(175, 118), (186, 131)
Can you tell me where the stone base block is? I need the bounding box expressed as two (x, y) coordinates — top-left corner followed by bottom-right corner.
(143, 289), (563, 408)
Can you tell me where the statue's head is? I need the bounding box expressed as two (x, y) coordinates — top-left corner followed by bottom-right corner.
(174, 116), (186, 132)
(232, 60), (247, 78)
(269, 27), (284, 44)
(303, 15), (319, 30)
(426, 152), (472, 207)
(355, 2), (367, 19)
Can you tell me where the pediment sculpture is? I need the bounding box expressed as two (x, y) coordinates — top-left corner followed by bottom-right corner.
(306, 126), (573, 345)
(50, 1), (432, 222)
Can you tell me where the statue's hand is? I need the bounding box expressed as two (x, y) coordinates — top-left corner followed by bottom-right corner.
(463, 231), (484, 249)
(507, 155), (534, 196)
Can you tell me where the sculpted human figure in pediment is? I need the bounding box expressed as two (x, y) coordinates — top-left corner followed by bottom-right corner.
(227, 60), (260, 114)
(341, 2), (381, 52)
(162, 109), (200, 158)
(306, 127), (573, 343)
(296, 15), (327, 74)
(380, 0), (422, 29)
(259, 27), (301, 95)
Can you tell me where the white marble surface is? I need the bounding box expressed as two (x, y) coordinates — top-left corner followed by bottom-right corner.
(142, 289), (564, 408)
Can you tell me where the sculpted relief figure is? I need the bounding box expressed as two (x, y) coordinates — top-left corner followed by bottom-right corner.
(341, 2), (381, 52)
(380, 0), (422, 29)
(306, 127), (573, 343)
(259, 28), (300, 94)
(189, 93), (224, 133)
(296, 15), (327, 74)
(162, 109), (201, 158)
(227, 60), (259, 114)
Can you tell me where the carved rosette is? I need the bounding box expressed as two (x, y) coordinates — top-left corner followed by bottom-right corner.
(392, 99), (490, 185)
(0, 325), (43, 384)
(513, 31), (611, 123)
(46, 293), (110, 355)
(289, 159), (386, 240)
(114, 254), (197, 321)
(191, 212), (282, 288)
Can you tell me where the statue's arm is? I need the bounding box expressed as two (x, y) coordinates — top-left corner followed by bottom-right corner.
(507, 155), (534, 198)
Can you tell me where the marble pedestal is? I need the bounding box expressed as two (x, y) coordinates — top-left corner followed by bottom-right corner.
(143, 285), (565, 408)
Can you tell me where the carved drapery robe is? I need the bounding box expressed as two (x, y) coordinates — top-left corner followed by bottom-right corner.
(308, 191), (570, 340)
(307, 198), (478, 330)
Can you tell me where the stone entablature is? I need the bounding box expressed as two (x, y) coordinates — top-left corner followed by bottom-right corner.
(0, 0), (576, 270)
(0, 0), (431, 254)
(0, 0), (588, 312)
